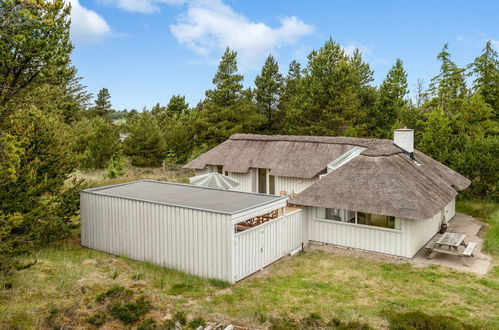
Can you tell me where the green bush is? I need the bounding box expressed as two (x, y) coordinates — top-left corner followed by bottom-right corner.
(86, 311), (107, 326)
(105, 155), (127, 178)
(188, 317), (206, 329)
(387, 311), (477, 330)
(137, 318), (157, 330)
(173, 311), (187, 325)
(107, 295), (151, 324)
(95, 286), (129, 302)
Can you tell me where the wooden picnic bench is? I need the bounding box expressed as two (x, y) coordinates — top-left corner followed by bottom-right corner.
(425, 232), (477, 266)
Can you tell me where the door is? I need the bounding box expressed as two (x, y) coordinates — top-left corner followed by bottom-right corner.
(258, 168), (267, 194)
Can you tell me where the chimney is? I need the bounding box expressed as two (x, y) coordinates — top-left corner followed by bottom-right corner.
(394, 128), (414, 153)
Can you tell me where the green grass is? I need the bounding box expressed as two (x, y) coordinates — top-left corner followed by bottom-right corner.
(457, 200), (499, 254)
(0, 240), (497, 329)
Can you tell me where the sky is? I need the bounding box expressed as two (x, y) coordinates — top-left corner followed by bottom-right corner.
(70, 0), (499, 110)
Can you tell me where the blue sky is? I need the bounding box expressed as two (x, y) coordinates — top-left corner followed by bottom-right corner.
(70, 0), (499, 110)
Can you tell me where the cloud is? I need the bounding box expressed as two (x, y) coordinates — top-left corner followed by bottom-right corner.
(342, 41), (371, 57)
(169, 0), (313, 69)
(69, 0), (111, 44)
(107, 0), (184, 14)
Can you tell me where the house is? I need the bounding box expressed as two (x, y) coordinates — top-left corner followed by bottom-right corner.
(80, 129), (470, 283)
(184, 129), (470, 259)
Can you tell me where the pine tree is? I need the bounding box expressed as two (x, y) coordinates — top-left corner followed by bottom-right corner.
(254, 55), (284, 132)
(428, 44), (467, 112)
(167, 95), (190, 114)
(371, 59), (409, 138)
(205, 48), (244, 107)
(92, 88), (112, 118)
(123, 112), (165, 167)
(468, 41), (499, 117)
(285, 39), (374, 136)
(277, 60), (303, 133)
(197, 48), (264, 148)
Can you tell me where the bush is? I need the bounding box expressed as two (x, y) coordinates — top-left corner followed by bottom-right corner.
(188, 317), (206, 329)
(137, 318), (157, 330)
(86, 311), (107, 326)
(73, 117), (121, 169)
(107, 295), (151, 324)
(105, 155), (127, 178)
(173, 311), (187, 325)
(387, 311), (477, 330)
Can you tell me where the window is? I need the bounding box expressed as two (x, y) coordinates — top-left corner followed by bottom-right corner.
(224, 171), (229, 176)
(315, 208), (400, 230)
(216, 165), (223, 174)
(357, 212), (398, 229)
(315, 208), (355, 223)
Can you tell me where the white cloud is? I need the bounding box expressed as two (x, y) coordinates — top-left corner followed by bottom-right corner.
(69, 0), (111, 44)
(107, 0), (184, 14)
(169, 0), (313, 69)
(342, 41), (371, 57)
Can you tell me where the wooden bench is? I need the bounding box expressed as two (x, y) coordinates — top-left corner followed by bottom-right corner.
(461, 242), (477, 266)
(425, 234), (442, 250)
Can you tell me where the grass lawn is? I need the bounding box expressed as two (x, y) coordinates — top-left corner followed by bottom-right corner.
(0, 238), (497, 329)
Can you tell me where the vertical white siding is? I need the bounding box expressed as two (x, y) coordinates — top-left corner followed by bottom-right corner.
(309, 217), (410, 257)
(406, 211), (442, 257)
(226, 171), (254, 192)
(275, 176), (318, 195)
(443, 198), (456, 222)
(194, 168), (209, 176)
(233, 209), (306, 282)
(80, 192), (233, 282)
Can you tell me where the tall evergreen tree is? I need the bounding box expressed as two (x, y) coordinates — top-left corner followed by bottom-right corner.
(92, 88), (112, 118)
(428, 44), (467, 111)
(285, 40), (374, 136)
(468, 40), (499, 117)
(167, 95), (190, 114)
(254, 55), (284, 132)
(277, 60), (303, 133)
(371, 59), (409, 138)
(197, 48), (264, 148)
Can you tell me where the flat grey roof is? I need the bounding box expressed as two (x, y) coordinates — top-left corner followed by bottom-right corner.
(83, 180), (286, 214)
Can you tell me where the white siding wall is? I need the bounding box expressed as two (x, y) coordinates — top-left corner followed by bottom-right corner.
(309, 208), (445, 258)
(233, 209), (307, 282)
(443, 198), (456, 222)
(194, 168), (209, 175)
(226, 171), (254, 192)
(80, 192), (233, 282)
(275, 176), (318, 195)
(407, 211), (442, 257)
(310, 217), (410, 257)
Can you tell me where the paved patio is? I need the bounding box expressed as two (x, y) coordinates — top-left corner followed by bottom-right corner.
(411, 213), (492, 275)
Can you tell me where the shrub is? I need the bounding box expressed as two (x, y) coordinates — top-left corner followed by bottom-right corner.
(86, 311), (107, 326)
(173, 311), (187, 325)
(387, 311), (477, 330)
(108, 295), (152, 324)
(105, 155), (127, 178)
(188, 317), (206, 329)
(137, 318), (157, 330)
(95, 286), (129, 302)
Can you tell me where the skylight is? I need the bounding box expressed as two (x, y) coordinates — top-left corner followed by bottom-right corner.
(326, 146), (366, 172)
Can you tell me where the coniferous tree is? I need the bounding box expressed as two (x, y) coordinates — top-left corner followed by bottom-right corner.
(167, 95), (190, 114)
(427, 44), (467, 112)
(92, 88), (112, 118)
(277, 60), (303, 133)
(468, 41), (499, 117)
(197, 48), (264, 148)
(285, 40), (374, 136)
(151, 102), (166, 116)
(371, 59), (409, 138)
(123, 112), (165, 167)
(254, 55), (284, 132)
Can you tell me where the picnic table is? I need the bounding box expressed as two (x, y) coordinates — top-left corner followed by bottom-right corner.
(426, 231), (477, 266)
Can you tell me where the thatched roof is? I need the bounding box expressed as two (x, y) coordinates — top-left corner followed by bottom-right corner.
(185, 134), (401, 178)
(185, 133), (470, 220)
(291, 150), (470, 220)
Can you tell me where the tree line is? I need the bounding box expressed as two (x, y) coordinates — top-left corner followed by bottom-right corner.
(0, 0), (497, 263)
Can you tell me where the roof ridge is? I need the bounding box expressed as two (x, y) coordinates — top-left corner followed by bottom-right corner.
(229, 133), (392, 146)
